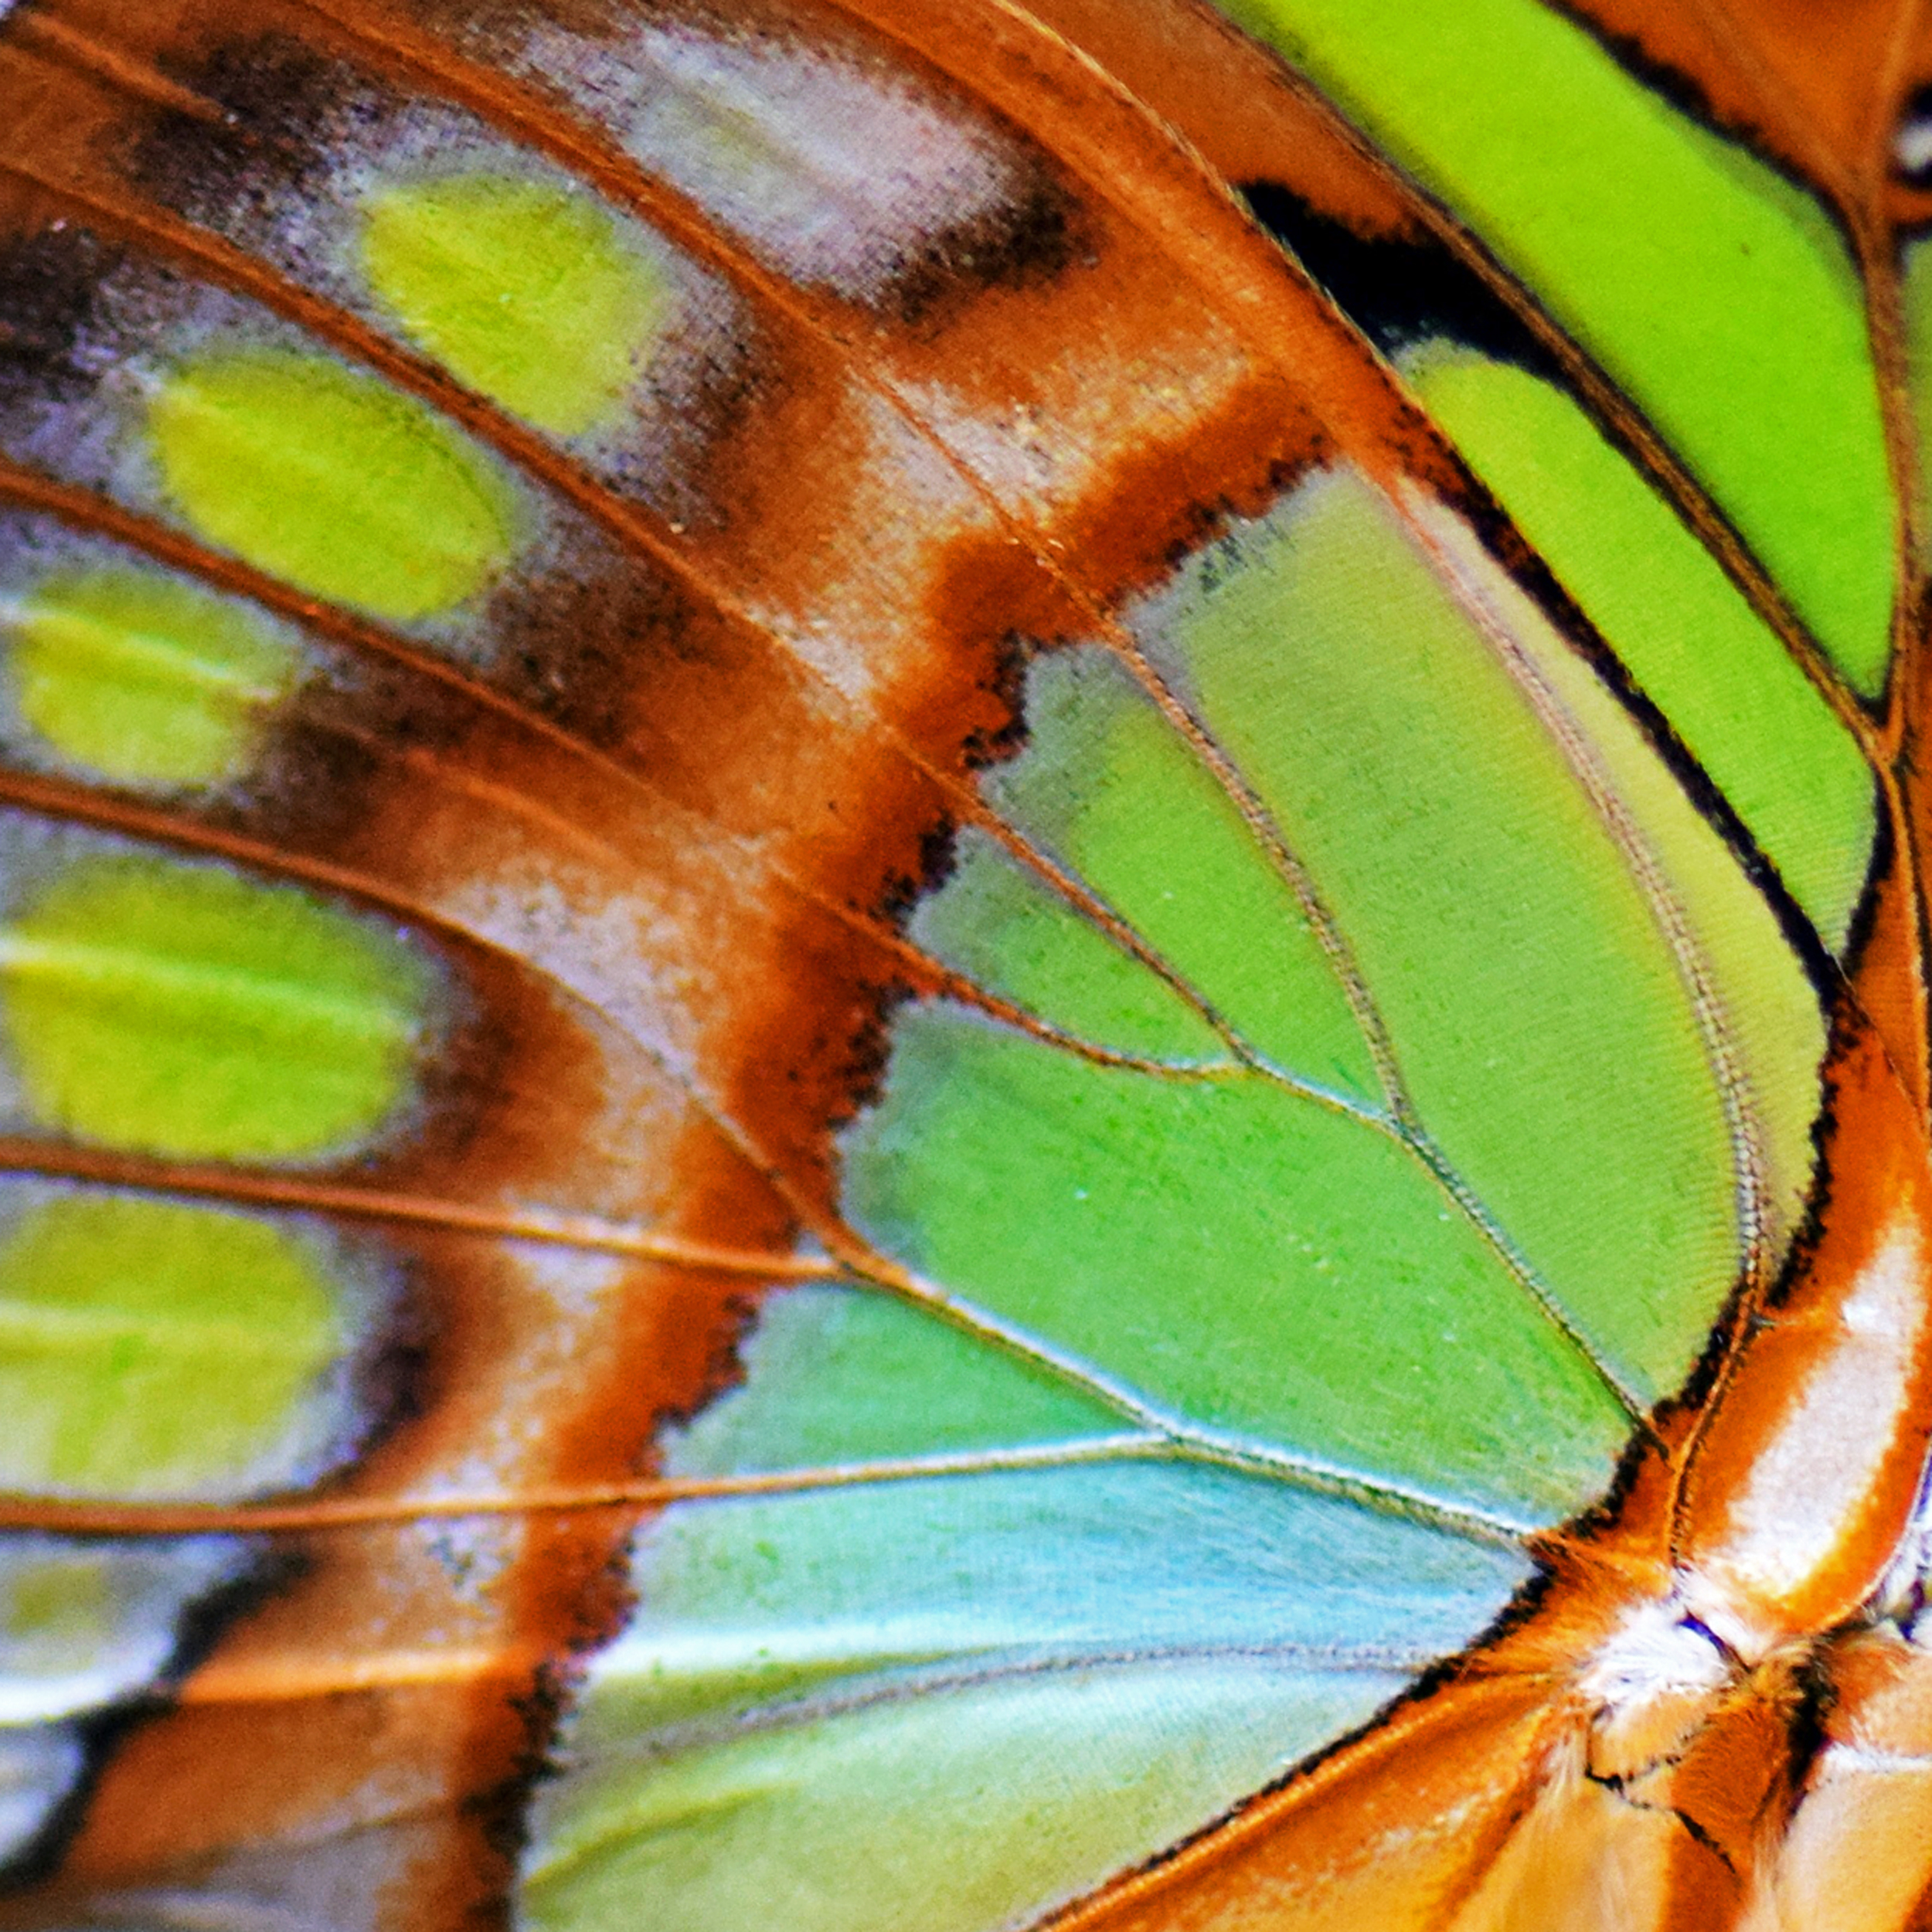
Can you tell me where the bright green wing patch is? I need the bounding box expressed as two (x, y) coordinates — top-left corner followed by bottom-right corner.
(0, 1193), (345, 1496)
(8, 566), (298, 789)
(359, 172), (675, 437)
(1151, 473), (1736, 1397)
(0, 854), (433, 1161)
(910, 830), (1227, 1063)
(1405, 348), (1875, 953)
(842, 465), (1828, 1526)
(849, 1006), (1624, 1519)
(148, 349), (520, 621)
(1226, 0), (1893, 691)
(671, 1283), (1122, 1475)
(985, 648), (1379, 1098)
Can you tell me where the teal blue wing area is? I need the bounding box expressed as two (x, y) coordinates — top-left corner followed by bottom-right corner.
(525, 1288), (1529, 1932)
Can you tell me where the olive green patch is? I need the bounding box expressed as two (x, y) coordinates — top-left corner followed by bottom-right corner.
(1903, 237), (1932, 560)
(10, 566), (296, 788)
(2, 1548), (112, 1645)
(0, 855), (431, 1162)
(360, 172), (674, 437)
(0, 1193), (342, 1495)
(148, 349), (519, 621)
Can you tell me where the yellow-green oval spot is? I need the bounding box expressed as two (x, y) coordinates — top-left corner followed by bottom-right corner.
(359, 172), (674, 437)
(0, 1194), (340, 1495)
(0, 856), (432, 1162)
(11, 566), (297, 788)
(147, 349), (519, 621)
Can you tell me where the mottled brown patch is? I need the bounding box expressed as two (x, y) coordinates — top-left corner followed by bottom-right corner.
(0, 223), (117, 403)
(128, 29), (352, 217)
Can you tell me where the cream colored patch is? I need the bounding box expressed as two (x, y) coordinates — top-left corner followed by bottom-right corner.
(1453, 1729), (1678, 1932)
(1577, 1593), (1736, 1787)
(600, 24), (1027, 301)
(1740, 1737), (1932, 1930)
(1716, 1215), (1926, 1607)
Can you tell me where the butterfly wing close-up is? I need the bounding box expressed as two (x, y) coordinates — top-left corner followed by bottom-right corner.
(0, 0), (1925, 1927)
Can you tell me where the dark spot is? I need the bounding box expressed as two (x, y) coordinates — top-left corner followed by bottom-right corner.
(345, 1253), (438, 1452)
(0, 226), (119, 406)
(128, 32), (352, 223)
(231, 649), (478, 855)
(1676, 1613), (1736, 1664)
(1896, 83), (1932, 186)
(1240, 179), (1553, 369)
(892, 175), (1084, 327)
(1900, 1573), (1930, 1643)
(484, 562), (696, 753)
(877, 815), (958, 930)
(240, 709), (385, 854)
(961, 633), (1030, 770)
(834, 976), (917, 1123)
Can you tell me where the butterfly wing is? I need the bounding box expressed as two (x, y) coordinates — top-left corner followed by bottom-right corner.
(0, 0), (1917, 1928)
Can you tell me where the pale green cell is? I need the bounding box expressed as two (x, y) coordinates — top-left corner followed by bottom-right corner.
(1225, 0), (1893, 691)
(847, 1006), (1627, 1520)
(1159, 471), (1754, 1406)
(527, 1662), (1387, 1932)
(0, 1193), (340, 1495)
(9, 566), (297, 789)
(148, 349), (519, 621)
(1406, 348), (1876, 951)
(526, 1461), (1524, 1932)
(360, 172), (674, 437)
(0, 855), (430, 1161)
(1159, 472), (1740, 1401)
(987, 648), (1379, 1098)
(2, 1549), (113, 1645)
(668, 1282), (1119, 1478)
(909, 828), (1226, 1063)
